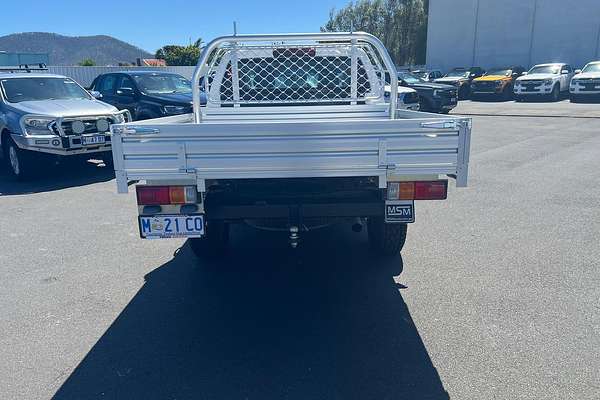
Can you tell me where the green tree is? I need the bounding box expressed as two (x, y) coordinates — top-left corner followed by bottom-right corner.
(155, 38), (203, 66)
(78, 58), (96, 66)
(321, 0), (428, 66)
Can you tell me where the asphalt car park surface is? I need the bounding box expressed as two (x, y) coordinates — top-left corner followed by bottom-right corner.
(1, 101), (599, 400)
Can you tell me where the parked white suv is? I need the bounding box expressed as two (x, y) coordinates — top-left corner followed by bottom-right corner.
(569, 61), (600, 102)
(514, 63), (574, 101)
(384, 85), (420, 111)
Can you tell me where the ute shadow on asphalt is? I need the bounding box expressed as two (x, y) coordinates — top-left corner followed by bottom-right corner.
(0, 159), (114, 195)
(53, 224), (449, 400)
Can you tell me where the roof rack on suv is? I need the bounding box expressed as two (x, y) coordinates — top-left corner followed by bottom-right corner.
(0, 63), (48, 73)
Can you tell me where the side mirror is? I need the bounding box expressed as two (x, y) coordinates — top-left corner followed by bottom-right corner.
(520, 72), (528, 76)
(574, 69), (582, 74)
(89, 90), (102, 99)
(561, 70), (569, 75)
(116, 87), (135, 97)
(399, 80), (408, 87)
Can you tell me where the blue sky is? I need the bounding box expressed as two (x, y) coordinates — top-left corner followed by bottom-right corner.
(0, 0), (351, 53)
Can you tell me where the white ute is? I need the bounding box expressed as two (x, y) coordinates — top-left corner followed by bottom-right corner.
(570, 61), (600, 102)
(110, 32), (472, 258)
(384, 85), (420, 111)
(514, 63), (574, 101)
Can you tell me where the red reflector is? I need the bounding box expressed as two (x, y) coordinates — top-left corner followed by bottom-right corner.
(414, 181), (448, 200)
(136, 186), (170, 205)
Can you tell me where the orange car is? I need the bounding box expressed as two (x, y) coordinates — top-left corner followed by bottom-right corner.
(470, 66), (526, 100)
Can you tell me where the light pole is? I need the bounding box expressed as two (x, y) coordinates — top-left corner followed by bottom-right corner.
(528, 0), (538, 68)
(471, 0), (480, 66)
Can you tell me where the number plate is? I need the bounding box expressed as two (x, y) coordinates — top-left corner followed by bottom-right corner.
(82, 135), (106, 145)
(138, 214), (204, 239)
(385, 201), (415, 223)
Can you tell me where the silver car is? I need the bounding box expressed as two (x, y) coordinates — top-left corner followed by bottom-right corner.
(0, 70), (129, 179)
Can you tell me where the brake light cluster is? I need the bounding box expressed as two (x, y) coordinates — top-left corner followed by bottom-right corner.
(136, 186), (197, 205)
(387, 181), (448, 200)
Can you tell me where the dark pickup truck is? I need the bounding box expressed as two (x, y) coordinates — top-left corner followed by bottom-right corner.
(90, 71), (206, 121)
(397, 71), (458, 113)
(435, 67), (485, 99)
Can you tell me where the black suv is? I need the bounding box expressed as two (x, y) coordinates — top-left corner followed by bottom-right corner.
(435, 67), (485, 99)
(397, 71), (458, 113)
(90, 71), (206, 120)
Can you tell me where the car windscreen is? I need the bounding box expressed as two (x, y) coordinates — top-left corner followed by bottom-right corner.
(132, 74), (192, 95)
(528, 65), (560, 75)
(582, 63), (600, 73)
(485, 69), (511, 76)
(445, 70), (469, 78)
(0, 77), (90, 103)
(397, 72), (424, 84)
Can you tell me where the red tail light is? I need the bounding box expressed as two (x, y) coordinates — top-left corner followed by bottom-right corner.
(136, 186), (197, 205)
(388, 180), (447, 200)
(415, 181), (447, 200)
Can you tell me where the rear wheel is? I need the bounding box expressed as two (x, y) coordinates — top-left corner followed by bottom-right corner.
(189, 220), (230, 259)
(367, 217), (408, 256)
(2, 135), (36, 180)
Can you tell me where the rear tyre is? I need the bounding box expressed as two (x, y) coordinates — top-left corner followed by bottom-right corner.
(367, 217), (408, 256)
(2, 135), (36, 180)
(189, 220), (230, 259)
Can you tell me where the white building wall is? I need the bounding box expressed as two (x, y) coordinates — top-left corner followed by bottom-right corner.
(427, 0), (600, 72)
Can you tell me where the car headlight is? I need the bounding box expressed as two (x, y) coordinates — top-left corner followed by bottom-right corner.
(570, 80), (578, 86)
(113, 113), (125, 123)
(23, 117), (55, 136)
(495, 80), (504, 86)
(433, 89), (441, 97)
(543, 79), (553, 85)
(163, 105), (188, 115)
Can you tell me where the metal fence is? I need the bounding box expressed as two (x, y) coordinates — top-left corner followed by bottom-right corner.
(46, 66), (196, 88)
